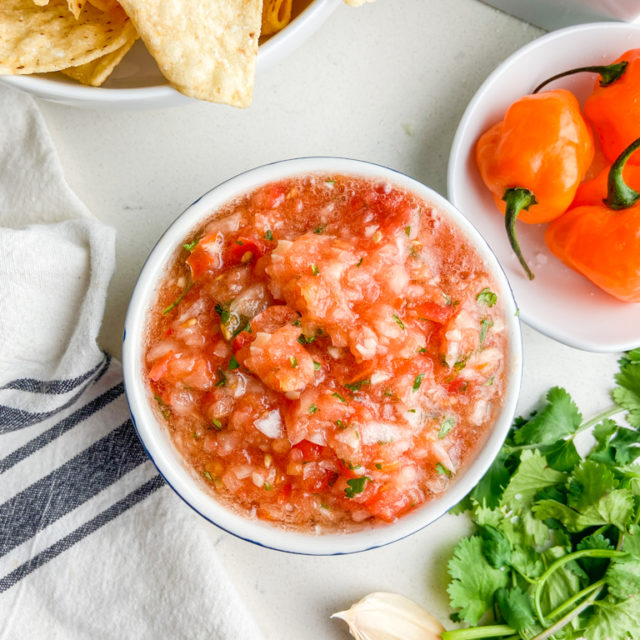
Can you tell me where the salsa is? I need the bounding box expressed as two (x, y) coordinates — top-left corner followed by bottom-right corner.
(145, 175), (508, 532)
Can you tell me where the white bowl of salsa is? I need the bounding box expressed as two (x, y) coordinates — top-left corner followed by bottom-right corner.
(123, 157), (523, 554)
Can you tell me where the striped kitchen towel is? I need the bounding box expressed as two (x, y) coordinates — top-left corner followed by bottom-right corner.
(0, 86), (264, 640)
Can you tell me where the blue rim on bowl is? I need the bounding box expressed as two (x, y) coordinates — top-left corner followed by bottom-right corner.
(122, 157), (523, 555)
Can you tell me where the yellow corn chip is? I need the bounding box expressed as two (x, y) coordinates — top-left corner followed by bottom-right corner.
(67, 0), (88, 19)
(261, 0), (292, 36)
(0, 0), (137, 75)
(88, 0), (120, 11)
(116, 0), (261, 107)
(61, 35), (136, 86)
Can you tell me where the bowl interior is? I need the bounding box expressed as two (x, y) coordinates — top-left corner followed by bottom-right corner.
(448, 22), (640, 352)
(0, 0), (340, 108)
(123, 158), (523, 554)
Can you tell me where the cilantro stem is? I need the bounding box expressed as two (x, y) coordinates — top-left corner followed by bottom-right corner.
(441, 624), (515, 639)
(533, 549), (627, 627)
(545, 578), (606, 621)
(506, 405), (623, 453)
(530, 586), (603, 640)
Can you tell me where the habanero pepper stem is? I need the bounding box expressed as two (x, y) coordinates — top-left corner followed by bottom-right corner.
(533, 61), (628, 94)
(604, 136), (640, 209)
(502, 187), (536, 280)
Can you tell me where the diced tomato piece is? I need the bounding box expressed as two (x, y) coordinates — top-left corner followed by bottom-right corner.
(254, 183), (287, 209)
(233, 330), (254, 352)
(148, 350), (174, 382)
(410, 301), (454, 324)
(365, 486), (413, 522)
(228, 235), (271, 265)
(293, 439), (324, 462)
(446, 377), (469, 394)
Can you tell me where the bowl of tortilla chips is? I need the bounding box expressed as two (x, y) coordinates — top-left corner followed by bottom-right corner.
(0, 0), (357, 108)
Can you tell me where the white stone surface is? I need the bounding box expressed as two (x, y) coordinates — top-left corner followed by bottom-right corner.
(35, 1), (623, 638)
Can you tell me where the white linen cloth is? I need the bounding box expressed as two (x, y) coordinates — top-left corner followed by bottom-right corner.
(0, 86), (264, 640)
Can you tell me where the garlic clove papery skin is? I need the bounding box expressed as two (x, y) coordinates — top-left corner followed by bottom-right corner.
(331, 591), (445, 640)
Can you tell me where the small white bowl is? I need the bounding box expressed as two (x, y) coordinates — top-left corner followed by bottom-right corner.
(448, 22), (640, 352)
(0, 0), (340, 109)
(122, 157), (523, 555)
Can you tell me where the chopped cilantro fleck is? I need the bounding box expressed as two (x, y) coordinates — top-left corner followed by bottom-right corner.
(375, 463), (383, 470)
(203, 470), (213, 482)
(335, 420), (346, 429)
(215, 368), (226, 387)
(297, 333), (316, 345)
(313, 361), (322, 371)
(413, 373), (425, 391)
(314, 224), (327, 234)
(162, 283), (191, 315)
(311, 263), (320, 276)
(438, 416), (456, 439)
(332, 392), (346, 403)
(405, 226), (411, 236)
(214, 301), (230, 325)
(183, 239), (199, 252)
(418, 347), (427, 354)
(480, 317), (494, 345)
(436, 462), (451, 476)
(263, 482), (273, 491)
(289, 356), (298, 368)
(264, 229), (273, 241)
(476, 287), (498, 307)
(212, 419), (223, 430)
(383, 389), (394, 398)
(392, 313), (405, 330)
(308, 404), (318, 414)
(357, 258), (363, 267)
(344, 379), (370, 392)
(344, 476), (371, 498)
(228, 355), (239, 370)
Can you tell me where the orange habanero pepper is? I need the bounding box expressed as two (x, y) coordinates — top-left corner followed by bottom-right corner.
(546, 137), (640, 303)
(535, 49), (640, 165)
(476, 89), (594, 280)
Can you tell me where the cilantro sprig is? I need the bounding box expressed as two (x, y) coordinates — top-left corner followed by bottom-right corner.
(443, 349), (640, 640)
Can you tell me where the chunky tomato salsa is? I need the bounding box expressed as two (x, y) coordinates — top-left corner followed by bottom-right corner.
(145, 175), (507, 532)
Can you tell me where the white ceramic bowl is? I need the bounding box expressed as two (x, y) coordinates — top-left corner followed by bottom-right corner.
(0, 0), (340, 109)
(122, 157), (523, 555)
(448, 22), (640, 352)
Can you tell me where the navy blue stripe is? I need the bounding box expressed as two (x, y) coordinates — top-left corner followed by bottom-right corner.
(0, 420), (149, 558)
(0, 356), (112, 433)
(0, 355), (110, 395)
(0, 475), (164, 594)
(0, 382), (124, 474)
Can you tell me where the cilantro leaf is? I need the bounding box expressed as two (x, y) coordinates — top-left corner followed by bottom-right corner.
(567, 460), (616, 512)
(344, 476), (370, 498)
(500, 450), (565, 511)
(495, 587), (537, 634)
(466, 449), (514, 509)
(623, 524), (640, 558)
(606, 557), (640, 599)
(447, 536), (509, 626)
(539, 546), (584, 615)
(512, 387), (582, 446)
(542, 438), (581, 472)
(478, 524), (511, 569)
(583, 595), (640, 640)
(614, 356), (640, 427)
(577, 533), (615, 580)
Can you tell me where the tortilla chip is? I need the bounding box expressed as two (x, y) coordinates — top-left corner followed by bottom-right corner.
(0, 0), (137, 75)
(88, 0), (120, 11)
(66, 0), (88, 19)
(261, 0), (292, 37)
(116, 0), (261, 107)
(61, 34), (136, 86)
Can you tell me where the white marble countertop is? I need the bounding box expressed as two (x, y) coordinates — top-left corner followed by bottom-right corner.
(36, 1), (622, 637)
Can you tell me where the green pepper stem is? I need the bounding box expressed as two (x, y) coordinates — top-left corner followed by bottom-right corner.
(441, 624), (515, 640)
(604, 136), (640, 210)
(533, 61), (628, 93)
(503, 187), (536, 280)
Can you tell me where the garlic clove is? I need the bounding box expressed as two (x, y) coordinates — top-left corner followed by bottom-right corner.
(331, 591), (445, 640)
